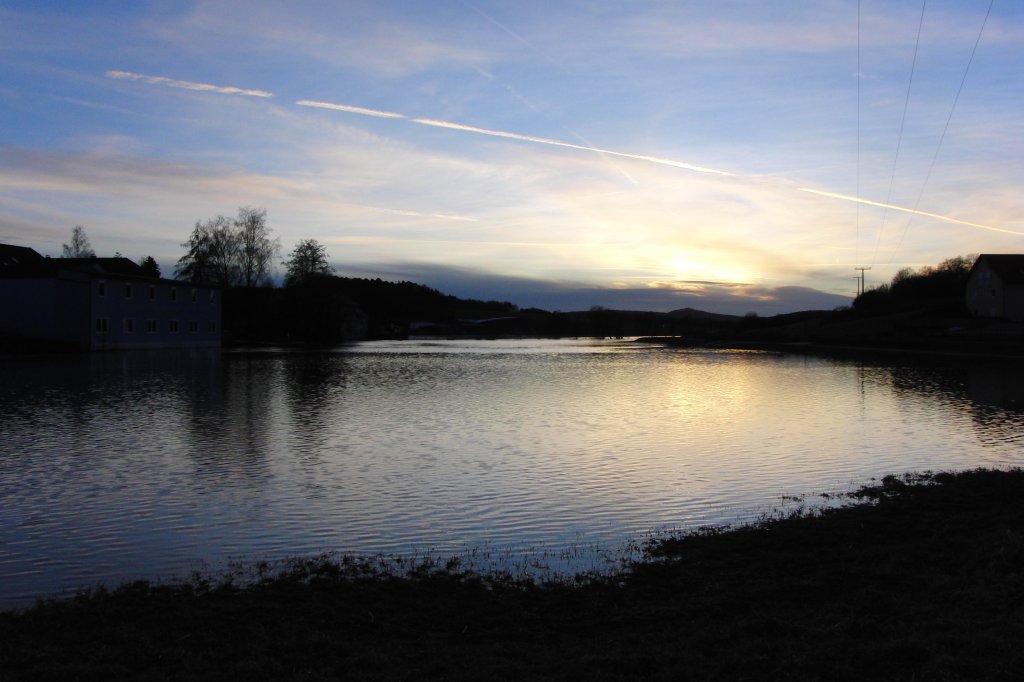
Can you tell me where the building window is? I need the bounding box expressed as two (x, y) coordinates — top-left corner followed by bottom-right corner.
(191, 289), (197, 302)
(208, 320), (217, 333)
(168, 320), (179, 333)
(97, 281), (106, 297)
(125, 283), (133, 299)
(188, 320), (199, 333)
(149, 286), (156, 301)
(146, 319), (158, 333)
(170, 288), (177, 302)
(209, 290), (215, 303)
(123, 319), (134, 333)
(95, 318), (108, 333)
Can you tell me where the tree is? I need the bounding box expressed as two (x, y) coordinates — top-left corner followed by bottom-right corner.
(234, 206), (279, 288)
(174, 215), (238, 286)
(283, 238), (334, 286)
(139, 255), (161, 278)
(174, 207), (279, 288)
(62, 225), (95, 258)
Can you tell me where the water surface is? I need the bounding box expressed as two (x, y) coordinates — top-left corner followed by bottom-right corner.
(2, 339), (1022, 608)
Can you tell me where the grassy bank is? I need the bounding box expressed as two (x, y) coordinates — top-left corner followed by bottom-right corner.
(3, 469), (1023, 680)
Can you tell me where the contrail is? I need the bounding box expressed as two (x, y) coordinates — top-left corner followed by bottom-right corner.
(344, 202), (479, 223)
(798, 187), (1024, 236)
(459, 2), (639, 185)
(410, 118), (733, 175)
(106, 70), (273, 98)
(296, 100), (404, 119)
(302, 96), (1021, 234)
(106, 70), (1009, 234)
(296, 97), (730, 176)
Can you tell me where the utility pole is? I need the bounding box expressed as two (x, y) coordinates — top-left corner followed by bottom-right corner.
(854, 266), (871, 296)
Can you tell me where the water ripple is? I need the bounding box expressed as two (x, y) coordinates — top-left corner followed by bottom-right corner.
(2, 342), (1024, 608)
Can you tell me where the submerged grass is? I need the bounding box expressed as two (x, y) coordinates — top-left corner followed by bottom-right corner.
(3, 468), (1023, 680)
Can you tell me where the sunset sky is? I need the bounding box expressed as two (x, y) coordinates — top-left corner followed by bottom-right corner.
(2, 1), (1021, 314)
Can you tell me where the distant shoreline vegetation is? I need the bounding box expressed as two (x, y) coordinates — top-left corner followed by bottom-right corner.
(19, 224), (1012, 354)
(203, 241), (1017, 353)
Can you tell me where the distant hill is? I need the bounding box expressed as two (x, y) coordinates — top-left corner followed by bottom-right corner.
(668, 307), (739, 321)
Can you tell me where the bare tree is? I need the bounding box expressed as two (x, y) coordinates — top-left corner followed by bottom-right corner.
(174, 207), (278, 287)
(174, 215), (238, 286)
(62, 225), (95, 258)
(283, 238), (334, 286)
(234, 207), (279, 287)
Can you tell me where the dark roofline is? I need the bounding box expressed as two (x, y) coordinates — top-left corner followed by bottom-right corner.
(1, 243), (200, 285)
(57, 256), (151, 278)
(970, 254), (1024, 286)
(0, 244), (49, 277)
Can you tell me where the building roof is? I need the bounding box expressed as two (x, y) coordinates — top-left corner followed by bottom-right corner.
(971, 254), (1024, 286)
(58, 256), (150, 278)
(0, 243), (153, 280)
(0, 244), (51, 277)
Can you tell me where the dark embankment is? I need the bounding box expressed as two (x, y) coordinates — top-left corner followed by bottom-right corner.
(3, 469), (1023, 680)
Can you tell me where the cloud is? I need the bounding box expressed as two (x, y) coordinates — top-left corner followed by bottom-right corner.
(0, 144), (484, 259)
(341, 261), (851, 315)
(296, 95), (1011, 238)
(106, 70), (273, 98)
(100, 65), (1013, 246)
(154, 1), (489, 78)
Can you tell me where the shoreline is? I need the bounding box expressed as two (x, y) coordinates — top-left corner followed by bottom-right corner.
(4, 468), (1023, 680)
(636, 335), (1024, 362)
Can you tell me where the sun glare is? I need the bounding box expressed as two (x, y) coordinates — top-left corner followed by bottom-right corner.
(666, 255), (751, 286)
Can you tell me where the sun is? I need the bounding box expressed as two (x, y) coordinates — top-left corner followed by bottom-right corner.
(668, 256), (752, 285)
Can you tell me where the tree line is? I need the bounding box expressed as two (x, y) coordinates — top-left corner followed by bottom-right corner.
(61, 208), (335, 289)
(852, 255), (976, 314)
(58, 212), (528, 342)
(175, 206), (337, 288)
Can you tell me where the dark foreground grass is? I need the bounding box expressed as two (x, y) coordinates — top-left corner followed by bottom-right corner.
(3, 469), (1023, 681)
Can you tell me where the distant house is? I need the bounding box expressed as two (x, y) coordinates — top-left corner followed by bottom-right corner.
(0, 244), (221, 349)
(965, 254), (1024, 322)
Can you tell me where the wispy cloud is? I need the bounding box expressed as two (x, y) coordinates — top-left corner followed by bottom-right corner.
(155, 3), (488, 79)
(108, 65), (1010, 249)
(295, 96), (1015, 240)
(106, 70), (273, 98)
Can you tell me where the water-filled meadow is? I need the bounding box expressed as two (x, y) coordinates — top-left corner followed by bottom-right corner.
(2, 339), (1022, 608)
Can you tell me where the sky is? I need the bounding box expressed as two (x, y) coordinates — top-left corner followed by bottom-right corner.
(2, 1), (1021, 315)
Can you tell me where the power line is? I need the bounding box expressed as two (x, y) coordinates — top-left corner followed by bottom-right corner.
(887, 0), (995, 266)
(871, 0), (927, 267)
(855, 0), (861, 267)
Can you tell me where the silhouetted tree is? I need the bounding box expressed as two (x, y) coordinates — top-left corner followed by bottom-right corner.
(174, 207), (279, 287)
(61, 225), (95, 258)
(139, 255), (161, 278)
(174, 215), (238, 286)
(283, 238), (334, 286)
(235, 206), (279, 287)
(853, 254), (977, 312)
